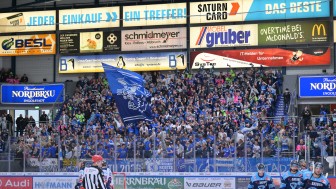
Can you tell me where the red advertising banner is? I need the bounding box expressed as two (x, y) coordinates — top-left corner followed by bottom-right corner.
(329, 177), (336, 189)
(190, 47), (330, 69)
(0, 177), (33, 189)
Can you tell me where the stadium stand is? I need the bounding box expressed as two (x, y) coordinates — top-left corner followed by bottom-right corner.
(1, 68), (335, 172)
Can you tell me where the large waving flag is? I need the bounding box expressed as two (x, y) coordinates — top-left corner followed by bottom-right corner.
(102, 63), (152, 127)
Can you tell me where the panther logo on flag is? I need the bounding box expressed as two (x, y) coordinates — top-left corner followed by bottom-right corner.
(116, 78), (150, 113)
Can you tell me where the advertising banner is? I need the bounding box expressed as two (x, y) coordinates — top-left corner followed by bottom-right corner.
(122, 27), (186, 51)
(190, 0), (329, 24)
(334, 0), (336, 16)
(190, 47), (330, 69)
(190, 25), (258, 48)
(0, 10), (55, 33)
(123, 3), (186, 27)
(334, 20), (336, 43)
(330, 178), (336, 189)
(33, 177), (77, 189)
(235, 177), (250, 189)
(0, 177), (33, 189)
(0, 34), (56, 56)
(59, 51), (187, 73)
(27, 158), (58, 167)
(114, 176), (184, 189)
(92, 158), (292, 173)
(184, 177), (235, 189)
(259, 21), (329, 45)
(299, 75), (336, 98)
(59, 7), (119, 30)
(191, 21), (329, 48)
(1, 84), (64, 104)
(59, 31), (121, 54)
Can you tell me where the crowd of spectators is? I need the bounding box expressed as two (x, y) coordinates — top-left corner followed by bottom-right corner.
(4, 68), (336, 170)
(22, 68), (282, 159)
(0, 68), (28, 84)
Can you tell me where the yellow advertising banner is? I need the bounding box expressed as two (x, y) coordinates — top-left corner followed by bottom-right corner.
(59, 52), (187, 73)
(123, 3), (186, 27)
(59, 7), (120, 30)
(0, 34), (56, 56)
(0, 10), (56, 33)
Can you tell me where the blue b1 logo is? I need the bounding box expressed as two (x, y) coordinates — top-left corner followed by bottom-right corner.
(60, 59), (67, 71)
(60, 58), (75, 71)
(169, 55), (176, 67)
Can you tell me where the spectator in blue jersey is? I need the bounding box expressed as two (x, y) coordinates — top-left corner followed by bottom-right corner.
(166, 143), (174, 158)
(185, 140), (194, 158)
(144, 136), (152, 158)
(248, 163), (275, 189)
(117, 143), (128, 159)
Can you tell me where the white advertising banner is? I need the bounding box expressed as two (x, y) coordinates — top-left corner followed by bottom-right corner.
(190, 0), (245, 24)
(27, 158), (58, 167)
(59, 7), (120, 30)
(190, 24), (258, 48)
(0, 11), (56, 33)
(184, 177), (236, 189)
(33, 177), (77, 189)
(123, 3), (187, 27)
(190, 0), (329, 23)
(122, 27), (186, 51)
(59, 51), (187, 73)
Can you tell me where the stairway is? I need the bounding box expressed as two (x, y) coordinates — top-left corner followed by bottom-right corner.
(274, 95), (285, 123)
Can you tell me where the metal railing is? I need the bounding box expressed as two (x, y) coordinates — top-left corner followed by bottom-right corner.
(310, 114), (336, 129)
(1, 116), (335, 175)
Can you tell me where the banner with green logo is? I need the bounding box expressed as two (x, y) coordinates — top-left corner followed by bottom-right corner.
(258, 21), (329, 45)
(114, 176), (184, 189)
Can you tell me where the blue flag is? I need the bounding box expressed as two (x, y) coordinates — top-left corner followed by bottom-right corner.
(102, 63), (152, 127)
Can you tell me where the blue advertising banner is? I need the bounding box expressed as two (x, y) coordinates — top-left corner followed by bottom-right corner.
(244, 0), (330, 21)
(299, 75), (336, 98)
(334, 0), (336, 16)
(1, 84), (64, 104)
(190, 0), (330, 24)
(85, 158), (292, 173)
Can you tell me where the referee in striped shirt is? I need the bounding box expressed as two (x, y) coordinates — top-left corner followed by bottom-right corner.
(82, 155), (107, 189)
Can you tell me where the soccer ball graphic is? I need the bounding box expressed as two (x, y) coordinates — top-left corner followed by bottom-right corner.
(107, 33), (117, 44)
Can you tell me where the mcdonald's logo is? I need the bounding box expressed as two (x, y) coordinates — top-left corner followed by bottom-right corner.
(312, 24), (326, 36)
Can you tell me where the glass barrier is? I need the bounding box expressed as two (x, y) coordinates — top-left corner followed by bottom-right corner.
(1, 117), (335, 177)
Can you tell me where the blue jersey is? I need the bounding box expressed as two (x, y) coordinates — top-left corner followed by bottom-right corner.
(102, 167), (113, 189)
(248, 172), (275, 189)
(75, 167), (85, 189)
(302, 172), (330, 189)
(301, 169), (312, 175)
(280, 170), (303, 189)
